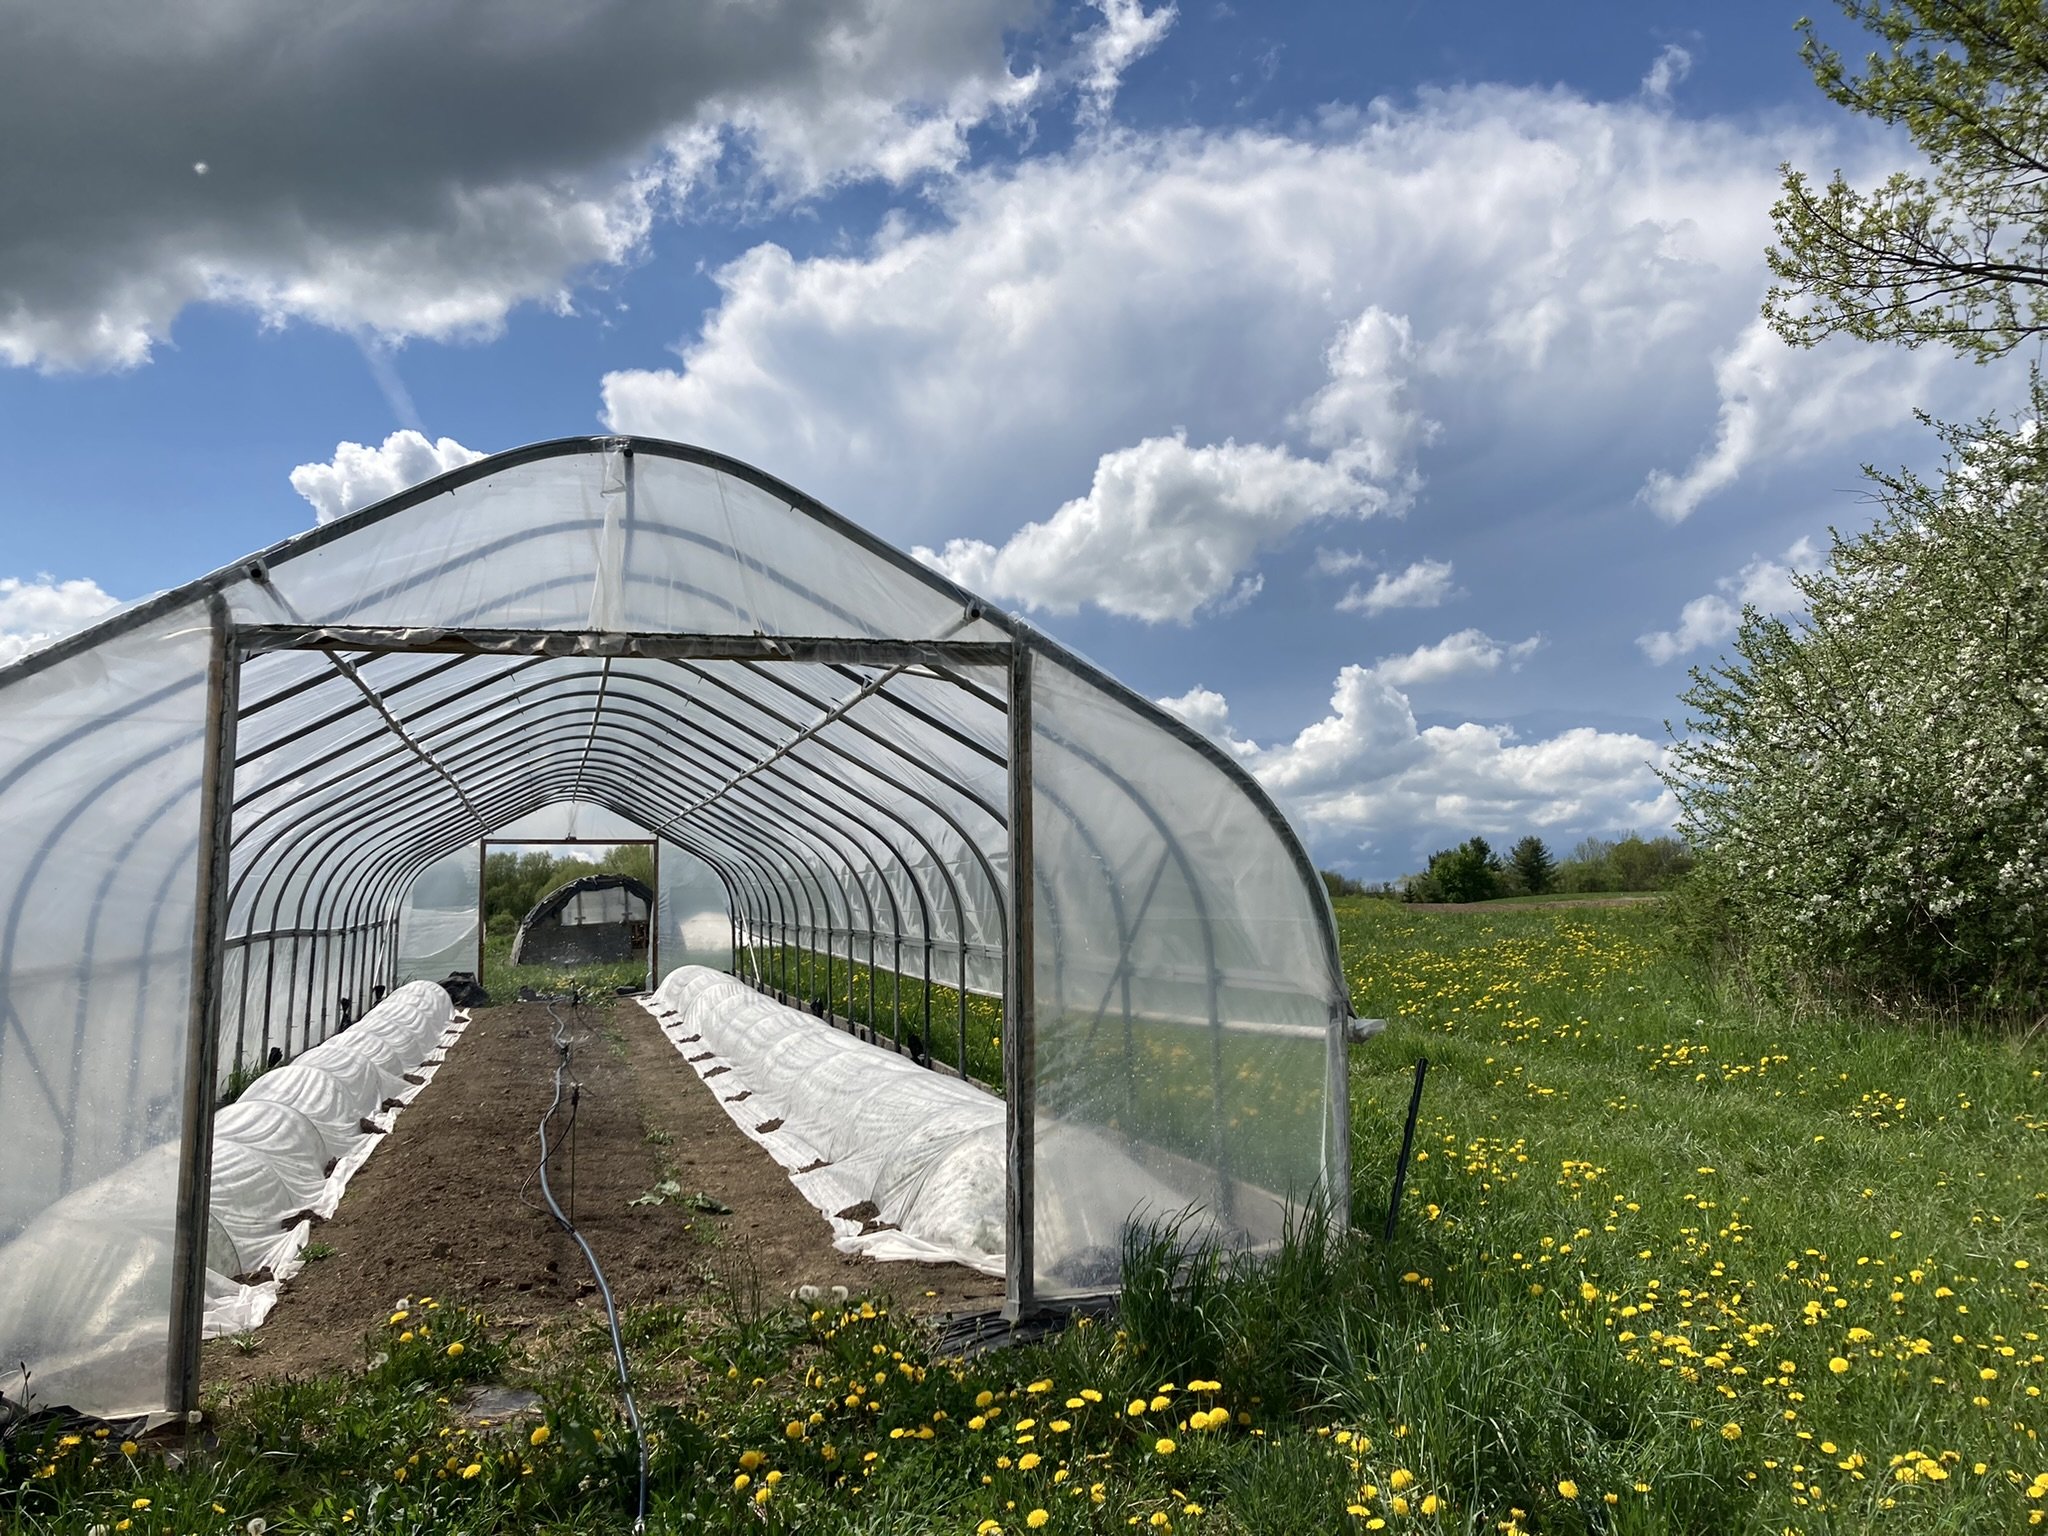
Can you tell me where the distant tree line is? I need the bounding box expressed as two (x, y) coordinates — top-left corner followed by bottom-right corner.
(1319, 870), (1403, 902)
(1394, 833), (1692, 905)
(482, 843), (657, 933)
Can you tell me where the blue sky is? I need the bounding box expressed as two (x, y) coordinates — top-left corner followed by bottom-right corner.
(0, 1), (2020, 878)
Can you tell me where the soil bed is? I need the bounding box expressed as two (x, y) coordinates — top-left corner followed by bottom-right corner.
(204, 995), (1001, 1392)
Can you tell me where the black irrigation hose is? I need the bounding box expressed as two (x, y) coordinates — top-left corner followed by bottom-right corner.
(537, 991), (650, 1533)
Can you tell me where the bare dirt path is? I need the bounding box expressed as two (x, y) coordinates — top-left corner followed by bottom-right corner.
(203, 996), (1000, 1395)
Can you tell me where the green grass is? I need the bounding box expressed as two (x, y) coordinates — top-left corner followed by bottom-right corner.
(1457, 891), (1664, 907)
(474, 929), (650, 1009)
(745, 943), (1005, 1087)
(8, 901), (2044, 1534)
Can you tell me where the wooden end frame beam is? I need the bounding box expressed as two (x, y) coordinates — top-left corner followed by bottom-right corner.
(237, 626), (1010, 670)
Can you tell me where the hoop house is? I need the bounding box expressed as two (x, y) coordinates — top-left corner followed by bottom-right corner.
(0, 438), (1350, 1420)
(507, 873), (653, 968)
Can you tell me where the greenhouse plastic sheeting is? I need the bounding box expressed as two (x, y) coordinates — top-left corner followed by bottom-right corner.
(397, 848), (480, 985)
(1029, 654), (1339, 1295)
(657, 842), (732, 977)
(647, 967), (1282, 1285)
(0, 436), (1347, 1421)
(0, 983), (459, 1418)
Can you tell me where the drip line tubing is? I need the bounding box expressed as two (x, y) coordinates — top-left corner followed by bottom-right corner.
(537, 989), (649, 1532)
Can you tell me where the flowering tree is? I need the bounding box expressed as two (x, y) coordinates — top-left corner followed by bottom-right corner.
(1767, 0), (2048, 359)
(1668, 388), (2048, 1011)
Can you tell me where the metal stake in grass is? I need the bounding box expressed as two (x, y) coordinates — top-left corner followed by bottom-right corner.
(1383, 1057), (1429, 1243)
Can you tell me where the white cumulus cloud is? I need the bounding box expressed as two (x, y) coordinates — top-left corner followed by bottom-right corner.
(1640, 44), (1693, 105)
(0, 575), (122, 666)
(1373, 627), (1541, 687)
(1638, 535), (1820, 662)
(1160, 666), (1671, 859)
(1077, 1), (1178, 127)
(1337, 558), (1457, 616)
(290, 430), (487, 524)
(606, 79), (1961, 594)
(1311, 547), (1371, 576)
(3, 0), (1169, 371)
(909, 302), (1431, 621)
(915, 432), (1368, 622)
(1636, 318), (1967, 523)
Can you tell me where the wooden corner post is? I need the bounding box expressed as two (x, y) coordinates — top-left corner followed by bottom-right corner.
(168, 596), (241, 1418)
(1003, 641), (1037, 1320)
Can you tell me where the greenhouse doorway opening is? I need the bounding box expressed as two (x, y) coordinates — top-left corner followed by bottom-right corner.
(173, 623), (1039, 1415)
(482, 841), (660, 994)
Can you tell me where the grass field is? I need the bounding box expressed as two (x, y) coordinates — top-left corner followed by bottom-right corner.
(474, 929), (651, 1007)
(6, 900), (2043, 1534)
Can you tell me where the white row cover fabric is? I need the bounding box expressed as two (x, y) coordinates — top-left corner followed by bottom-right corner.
(0, 436), (1347, 1421)
(0, 983), (459, 1418)
(646, 967), (1283, 1288)
(648, 967), (1006, 1272)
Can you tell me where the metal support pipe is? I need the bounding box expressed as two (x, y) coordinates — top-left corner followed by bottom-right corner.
(647, 838), (660, 991)
(168, 598), (240, 1417)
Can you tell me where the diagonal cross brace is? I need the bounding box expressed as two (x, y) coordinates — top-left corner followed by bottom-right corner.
(317, 650), (486, 832)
